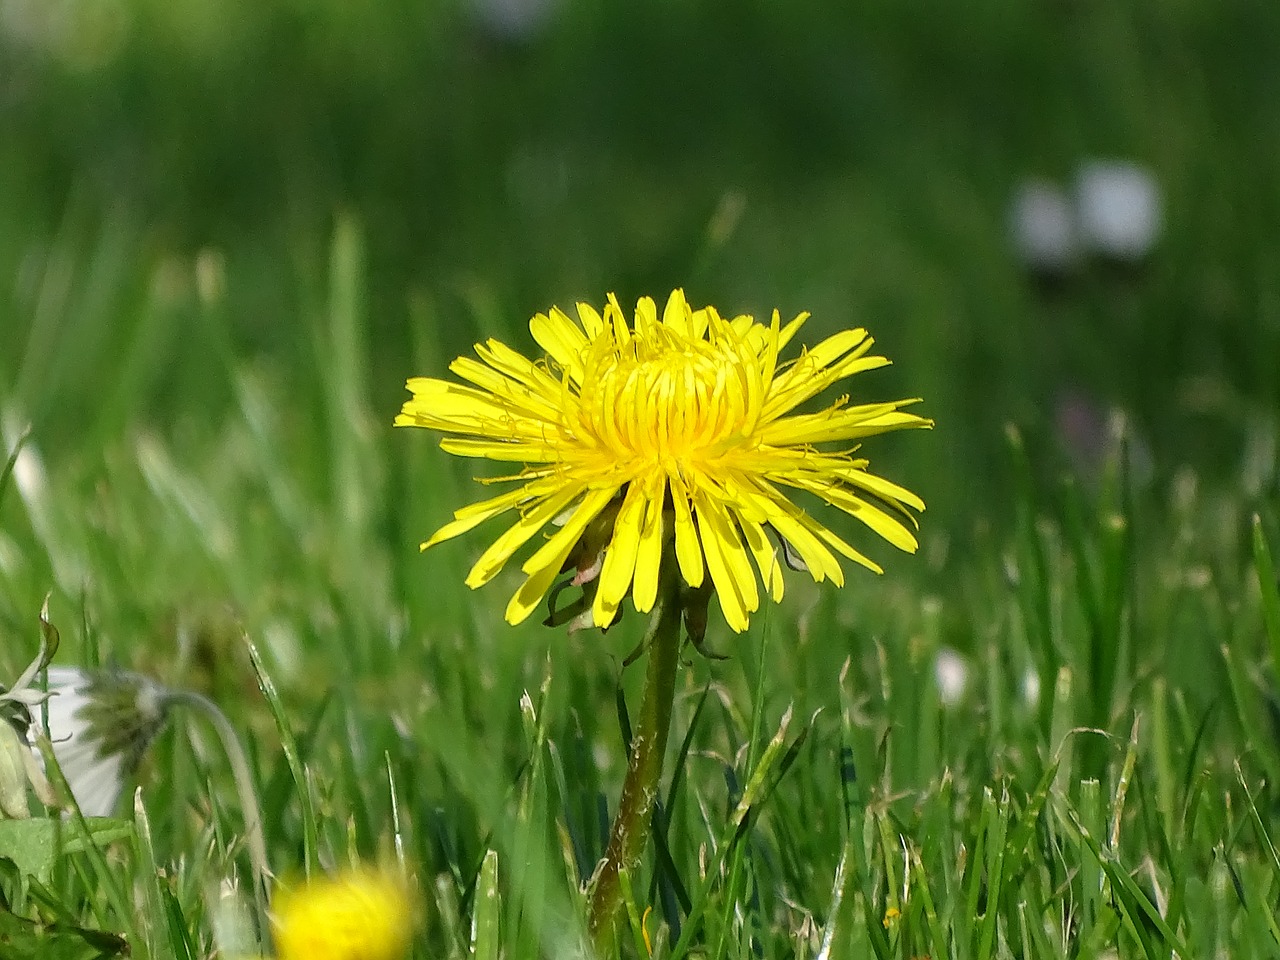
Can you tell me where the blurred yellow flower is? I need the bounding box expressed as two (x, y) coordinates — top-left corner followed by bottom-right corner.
(272, 870), (411, 960)
(397, 290), (931, 632)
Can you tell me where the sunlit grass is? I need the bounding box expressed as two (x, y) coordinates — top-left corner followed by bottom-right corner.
(0, 221), (1278, 957)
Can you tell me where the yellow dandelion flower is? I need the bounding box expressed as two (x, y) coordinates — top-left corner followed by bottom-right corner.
(272, 870), (412, 960)
(396, 290), (931, 632)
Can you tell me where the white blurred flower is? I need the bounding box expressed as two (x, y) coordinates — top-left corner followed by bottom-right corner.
(469, 0), (559, 42)
(933, 647), (969, 706)
(1022, 668), (1041, 709)
(30, 665), (269, 893)
(1075, 161), (1163, 261)
(33, 667), (171, 817)
(1010, 178), (1079, 274)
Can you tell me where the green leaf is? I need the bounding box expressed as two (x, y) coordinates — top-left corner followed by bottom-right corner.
(0, 901), (128, 959)
(0, 818), (133, 884)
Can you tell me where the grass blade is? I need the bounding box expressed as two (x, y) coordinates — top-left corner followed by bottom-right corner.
(1253, 516), (1280, 684)
(470, 849), (501, 960)
(245, 635), (319, 877)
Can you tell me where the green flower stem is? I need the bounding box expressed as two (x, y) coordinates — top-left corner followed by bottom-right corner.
(164, 690), (270, 928)
(588, 565), (683, 953)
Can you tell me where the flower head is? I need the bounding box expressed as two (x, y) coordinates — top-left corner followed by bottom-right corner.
(1075, 160), (1163, 261)
(397, 290), (931, 632)
(35, 666), (171, 817)
(272, 870), (413, 960)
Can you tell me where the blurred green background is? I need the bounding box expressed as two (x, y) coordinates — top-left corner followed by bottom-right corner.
(5, 0), (1278, 525)
(3, 5), (1280, 955)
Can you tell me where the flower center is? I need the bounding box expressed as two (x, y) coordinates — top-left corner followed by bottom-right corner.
(576, 334), (757, 468)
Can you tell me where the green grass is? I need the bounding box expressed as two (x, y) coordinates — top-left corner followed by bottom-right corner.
(3, 1), (1280, 957)
(1, 220), (1278, 959)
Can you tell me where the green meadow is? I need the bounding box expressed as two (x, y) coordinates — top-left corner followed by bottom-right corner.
(2, 1), (1280, 956)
